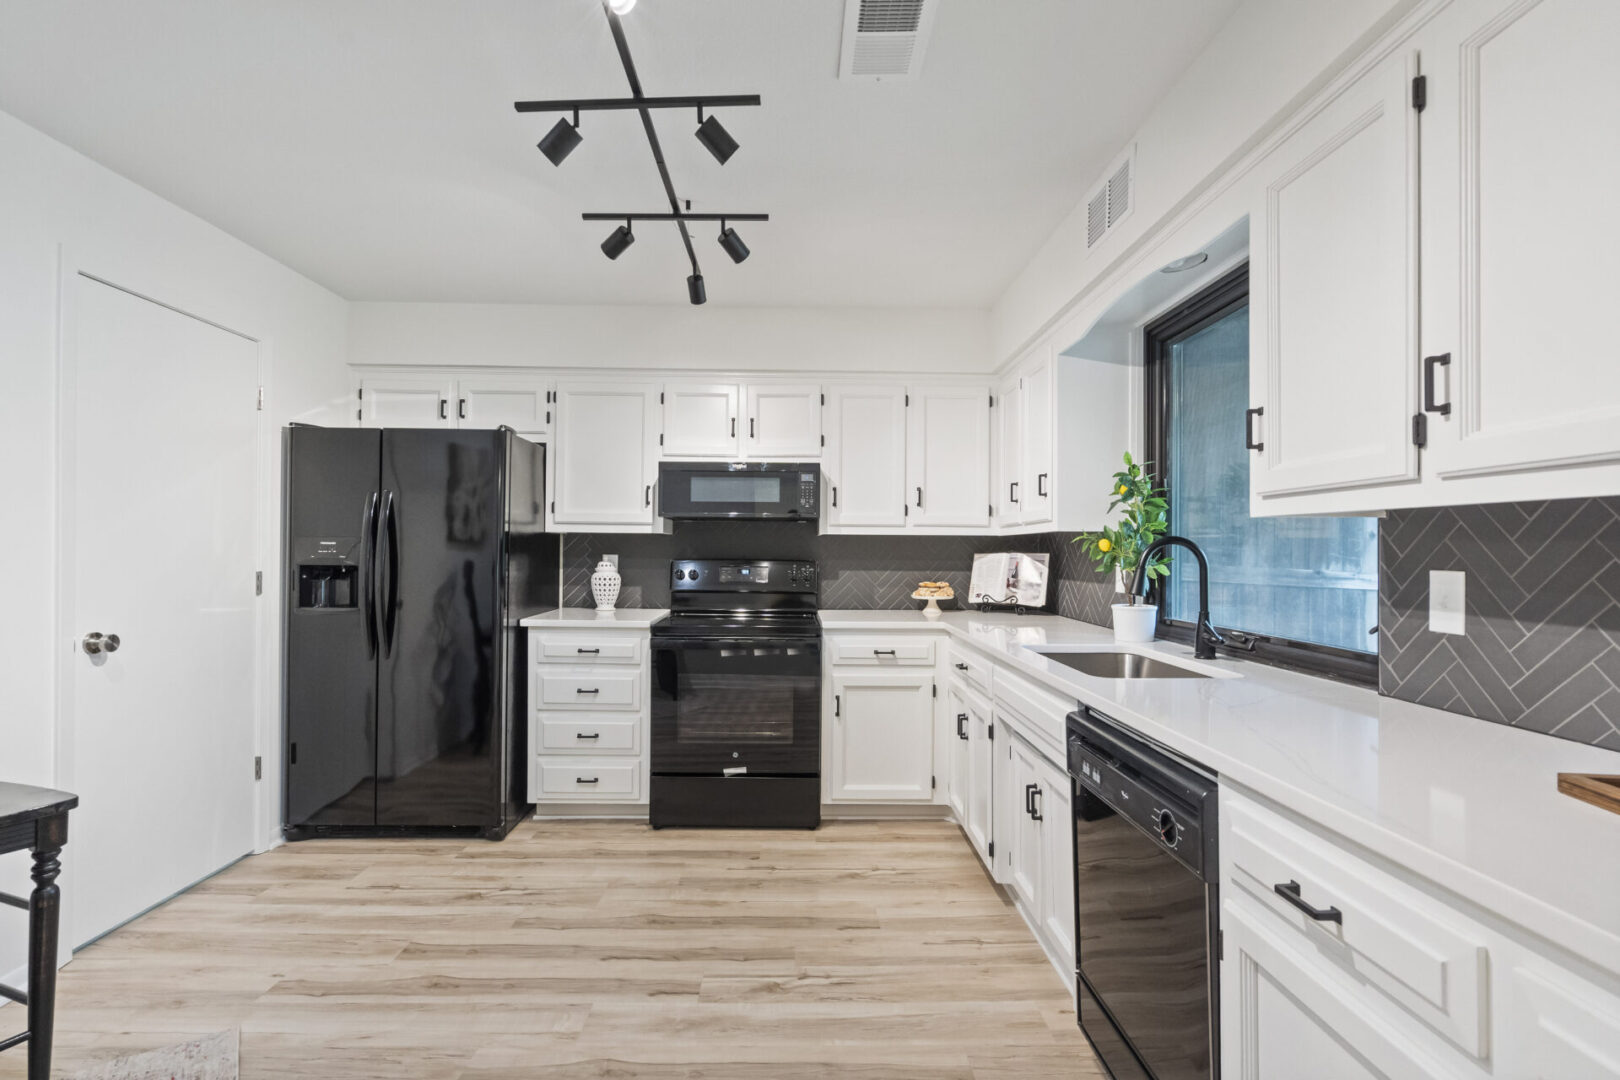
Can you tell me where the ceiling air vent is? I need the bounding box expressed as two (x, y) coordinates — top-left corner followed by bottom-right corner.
(1085, 145), (1136, 249)
(839, 0), (938, 82)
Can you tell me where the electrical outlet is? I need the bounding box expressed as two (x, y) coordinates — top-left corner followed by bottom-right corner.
(1429, 570), (1466, 635)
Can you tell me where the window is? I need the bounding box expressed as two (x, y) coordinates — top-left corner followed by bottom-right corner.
(1144, 264), (1378, 683)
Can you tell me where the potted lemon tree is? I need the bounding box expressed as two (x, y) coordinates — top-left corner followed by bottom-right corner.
(1074, 453), (1169, 643)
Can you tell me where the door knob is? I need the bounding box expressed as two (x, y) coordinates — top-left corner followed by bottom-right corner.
(82, 632), (120, 655)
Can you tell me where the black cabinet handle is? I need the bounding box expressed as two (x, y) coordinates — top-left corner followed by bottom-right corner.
(750, 417), (756, 438)
(439, 399), (448, 420)
(954, 662), (968, 671)
(1423, 353), (1452, 416)
(872, 649), (896, 656)
(1274, 880), (1342, 924)
(1024, 783), (1036, 817)
(576, 687), (600, 695)
(1037, 473), (1048, 497)
(644, 485), (651, 507)
(576, 776), (599, 785)
(575, 732), (600, 740)
(576, 647), (600, 654)
(834, 694), (841, 717)
(915, 486), (923, 508)
(458, 398), (467, 420)
(956, 713), (968, 740)
(1030, 786), (1043, 821)
(1245, 406), (1264, 452)
(1009, 481), (1019, 504)
(831, 485), (838, 508)
(731, 417), (737, 437)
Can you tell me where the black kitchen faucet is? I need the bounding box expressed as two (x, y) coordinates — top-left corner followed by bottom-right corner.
(1130, 536), (1225, 660)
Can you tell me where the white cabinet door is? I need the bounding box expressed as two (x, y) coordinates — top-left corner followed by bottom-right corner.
(824, 384), (907, 528)
(458, 375), (551, 434)
(1249, 44), (1420, 501)
(1005, 731), (1042, 912)
(827, 672), (935, 802)
(995, 375), (1024, 525)
(663, 381), (740, 458)
(745, 383), (822, 458)
(1036, 752), (1074, 971)
(358, 373), (455, 428)
(946, 684), (971, 826)
(1019, 350), (1054, 526)
(907, 387), (992, 529)
(1421, 0), (1620, 482)
(552, 382), (659, 526)
(964, 692), (994, 866)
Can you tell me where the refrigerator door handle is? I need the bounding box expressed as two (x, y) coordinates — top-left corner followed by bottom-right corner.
(380, 489), (400, 657)
(362, 490), (379, 659)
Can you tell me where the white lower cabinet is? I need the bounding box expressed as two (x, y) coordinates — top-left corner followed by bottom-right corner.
(529, 626), (650, 806)
(945, 680), (994, 869)
(999, 722), (1074, 977)
(825, 669), (935, 802)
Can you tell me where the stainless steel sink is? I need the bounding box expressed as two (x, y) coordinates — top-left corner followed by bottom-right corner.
(1031, 650), (1210, 680)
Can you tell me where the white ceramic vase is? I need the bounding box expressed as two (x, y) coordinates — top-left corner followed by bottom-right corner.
(591, 559), (622, 611)
(1111, 602), (1158, 643)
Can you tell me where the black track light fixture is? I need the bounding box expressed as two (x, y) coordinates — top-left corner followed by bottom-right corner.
(687, 273), (707, 306)
(695, 108), (739, 165)
(718, 220), (750, 264)
(600, 220), (635, 260)
(538, 111), (582, 166)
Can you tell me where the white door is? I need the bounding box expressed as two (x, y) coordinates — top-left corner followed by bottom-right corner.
(946, 684), (971, 825)
(662, 381), (740, 458)
(824, 384), (907, 528)
(827, 673), (934, 801)
(745, 383), (822, 458)
(1019, 351), (1055, 526)
(458, 375), (551, 435)
(1249, 44), (1421, 501)
(907, 387), (992, 529)
(1421, 0), (1620, 481)
(964, 693), (994, 865)
(65, 276), (260, 945)
(995, 376), (1024, 525)
(1036, 753), (1074, 970)
(553, 382), (658, 526)
(358, 373), (455, 428)
(1005, 731), (1042, 910)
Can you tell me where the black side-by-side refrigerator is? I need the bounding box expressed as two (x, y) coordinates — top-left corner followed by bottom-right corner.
(282, 426), (558, 840)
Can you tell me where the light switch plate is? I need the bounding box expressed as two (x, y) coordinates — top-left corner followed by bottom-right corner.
(1429, 570), (1466, 635)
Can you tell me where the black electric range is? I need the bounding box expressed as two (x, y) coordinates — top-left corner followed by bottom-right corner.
(649, 560), (821, 829)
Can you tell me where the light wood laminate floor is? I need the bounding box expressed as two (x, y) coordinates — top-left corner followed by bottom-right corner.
(0, 820), (1102, 1079)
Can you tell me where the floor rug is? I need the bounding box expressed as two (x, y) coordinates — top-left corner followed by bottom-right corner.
(71, 1029), (238, 1080)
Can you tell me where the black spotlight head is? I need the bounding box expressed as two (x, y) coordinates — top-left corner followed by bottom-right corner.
(687, 273), (707, 306)
(538, 117), (582, 166)
(718, 226), (750, 264)
(695, 114), (739, 165)
(600, 224), (635, 260)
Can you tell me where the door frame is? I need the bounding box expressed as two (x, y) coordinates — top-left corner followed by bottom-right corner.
(52, 247), (276, 950)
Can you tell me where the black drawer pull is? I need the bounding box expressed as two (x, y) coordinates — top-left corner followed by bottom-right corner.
(1274, 880), (1342, 924)
(576, 687), (600, 694)
(872, 649), (896, 656)
(576, 776), (599, 785)
(956, 713), (968, 740)
(954, 662), (968, 671)
(576, 647), (600, 654)
(575, 732), (600, 740)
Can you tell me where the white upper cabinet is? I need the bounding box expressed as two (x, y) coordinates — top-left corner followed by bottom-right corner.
(1249, 42), (1421, 502)
(995, 374), (1024, 525)
(662, 381), (740, 458)
(1019, 350), (1054, 526)
(552, 382), (660, 527)
(824, 384), (908, 529)
(1420, 0), (1620, 483)
(907, 386), (992, 529)
(745, 383), (822, 459)
(358, 373), (456, 428)
(457, 375), (551, 434)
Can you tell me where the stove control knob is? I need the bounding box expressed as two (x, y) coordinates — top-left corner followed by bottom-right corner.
(1157, 810), (1179, 847)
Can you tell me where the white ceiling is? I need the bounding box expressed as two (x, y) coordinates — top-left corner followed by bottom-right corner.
(0, 0), (1240, 308)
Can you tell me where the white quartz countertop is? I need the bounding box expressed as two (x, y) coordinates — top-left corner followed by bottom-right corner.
(820, 608), (1620, 970)
(519, 607), (667, 629)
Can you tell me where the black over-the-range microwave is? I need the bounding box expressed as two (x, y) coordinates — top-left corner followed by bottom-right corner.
(657, 461), (820, 520)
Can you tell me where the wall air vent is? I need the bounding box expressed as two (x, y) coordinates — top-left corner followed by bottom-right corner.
(1085, 145), (1136, 249)
(840, 0), (938, 82)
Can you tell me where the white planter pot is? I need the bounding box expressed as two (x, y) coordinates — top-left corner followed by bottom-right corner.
(591, 560), (622, 611)
(1111, 603), (1158, 643)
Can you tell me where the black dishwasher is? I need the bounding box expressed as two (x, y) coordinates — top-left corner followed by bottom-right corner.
(1068, 708), (1219, 1080)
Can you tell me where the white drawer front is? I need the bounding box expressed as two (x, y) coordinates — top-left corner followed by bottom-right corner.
(536, 669), (640, 710)
(991, 666), (1071, 757)
(947, 645), (991, 694)
(827, 635), (937, 666)
(534, 758), (641, 800)
(536, 714), (640, 754)
(533, 631), (643, 665)
(1225, 792), (1489, 1058)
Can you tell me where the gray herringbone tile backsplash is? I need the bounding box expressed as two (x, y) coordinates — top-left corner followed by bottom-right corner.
(560, 523), (1115, 624)
(1379, 498), (1620, 749)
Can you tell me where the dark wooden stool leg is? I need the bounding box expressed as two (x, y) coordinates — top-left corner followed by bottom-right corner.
(26, 817), (66, 1080)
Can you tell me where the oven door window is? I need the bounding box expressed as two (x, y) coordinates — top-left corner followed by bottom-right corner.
(652, 640), (820, 774)
(1075, 789), (1212, 1080)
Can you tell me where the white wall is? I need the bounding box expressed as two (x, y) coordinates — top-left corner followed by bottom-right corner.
(993, 0), (1417, 364)
(349, 301), (991, 375)
(0, 107), (349, 978)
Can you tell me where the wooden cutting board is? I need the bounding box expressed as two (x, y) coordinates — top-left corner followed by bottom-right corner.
(1557, 773), (1620, 817)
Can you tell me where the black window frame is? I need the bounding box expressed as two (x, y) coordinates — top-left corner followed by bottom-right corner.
(1143, 262), (1379, 686)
